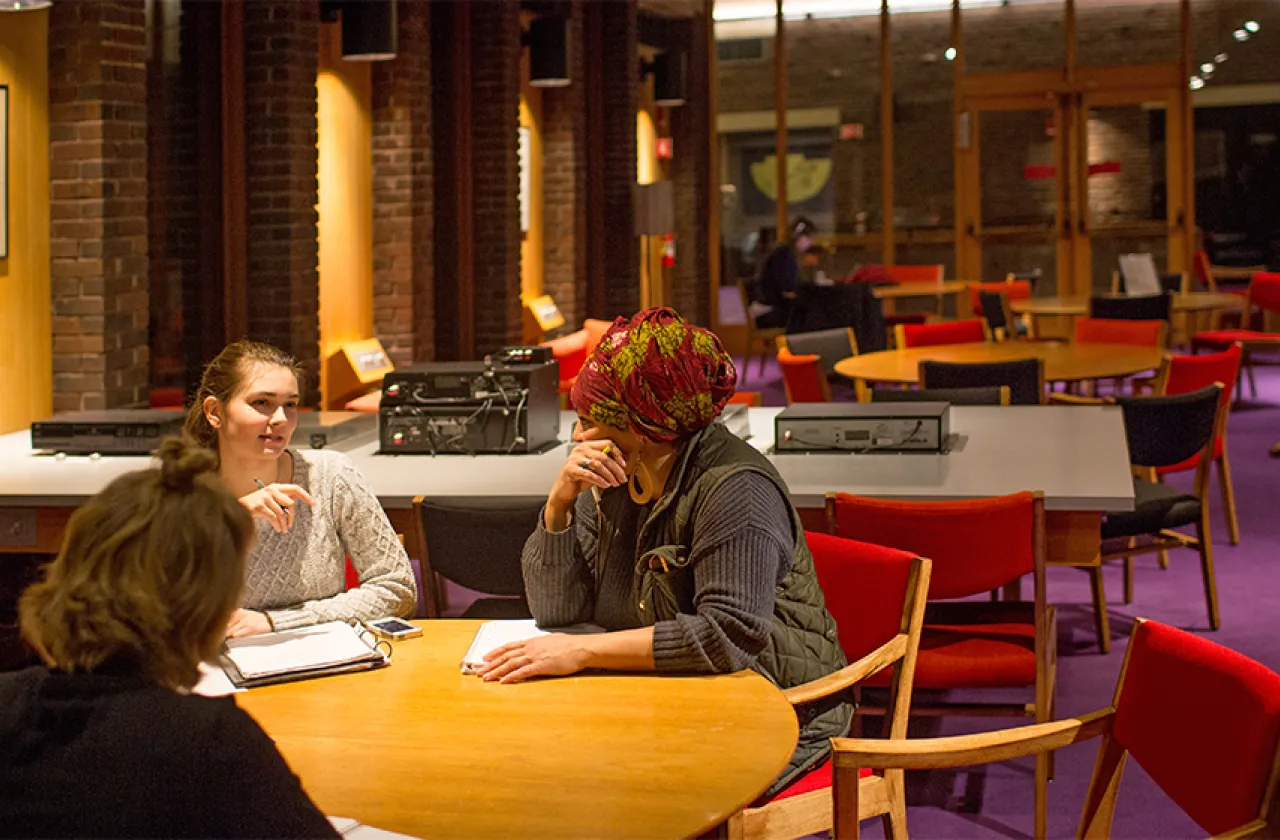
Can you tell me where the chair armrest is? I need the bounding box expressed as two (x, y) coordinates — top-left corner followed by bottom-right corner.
(831, 709), (1114, 771)
(1049, 393), (1112, 406)
(1130, 375), (1158, 394)
(782, 634), (908, 706)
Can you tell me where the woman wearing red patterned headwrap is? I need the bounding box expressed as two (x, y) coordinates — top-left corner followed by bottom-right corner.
(477, 307), (851, 797)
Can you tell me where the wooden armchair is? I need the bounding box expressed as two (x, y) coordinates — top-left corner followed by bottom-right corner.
(725, 535), (931, 840)
(832, 619), (1280, 839)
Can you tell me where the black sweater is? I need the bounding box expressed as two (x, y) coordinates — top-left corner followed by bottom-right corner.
(0, 665), (337, 839)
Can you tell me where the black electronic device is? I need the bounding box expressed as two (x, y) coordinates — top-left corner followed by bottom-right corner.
(296, 412), (378, 450)
(774, 402), (950, 453)
(378, 355), (560, 454)
(30, 410), (186, 456)
(491, 345), (554, 365)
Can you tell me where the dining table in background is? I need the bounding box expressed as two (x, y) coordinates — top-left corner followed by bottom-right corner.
(1010, 292), (1243, 341)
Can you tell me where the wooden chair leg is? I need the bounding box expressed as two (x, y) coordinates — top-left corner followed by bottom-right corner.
(1088, 565), (1111, 654)
(833, 761), (863, 840)
(1035, 751), (1049, 840)
(1123, 556), (1134, 605)
(1079, 736), (1128, 839)
(1218, 452), (1240, 546)
(881, 769), (908, 840)
(1246, 359), (1258, 399)
(1197, 518), (1221, 631)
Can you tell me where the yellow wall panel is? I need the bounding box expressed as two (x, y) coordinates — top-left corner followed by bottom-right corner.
(317, 22), (373, 407)
(0, 10), (51, 434)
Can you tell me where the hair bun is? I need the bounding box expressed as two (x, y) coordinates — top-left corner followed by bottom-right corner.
(156, 436), (219, 491)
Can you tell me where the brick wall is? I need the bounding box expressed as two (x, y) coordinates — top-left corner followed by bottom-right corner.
(242, 0), (321, 390)
(669, 10), (710, 326)
(48, 0), (150, 411)
(541, 1), (589, 333)
(469, 0), (524, 355)
(372, 0), (434, 366)
(599, 0), (640, 320)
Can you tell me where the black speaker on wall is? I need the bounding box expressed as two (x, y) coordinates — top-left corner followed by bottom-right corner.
(339, 0), (397, 62)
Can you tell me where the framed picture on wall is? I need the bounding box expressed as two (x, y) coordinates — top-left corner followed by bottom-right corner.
(0, 84), (7, 259)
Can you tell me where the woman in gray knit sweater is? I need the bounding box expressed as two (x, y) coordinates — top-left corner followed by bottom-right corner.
(184, 340), (416, 636)
(478, 308), (850, 794)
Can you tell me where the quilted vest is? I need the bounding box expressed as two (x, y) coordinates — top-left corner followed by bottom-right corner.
(594, 422), (852, 790)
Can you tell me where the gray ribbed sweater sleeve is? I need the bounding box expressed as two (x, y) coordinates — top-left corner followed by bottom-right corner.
(651, 472), (794, 674)
(521, 491), (600, 627)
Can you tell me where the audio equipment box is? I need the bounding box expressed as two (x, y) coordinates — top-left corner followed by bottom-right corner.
(31, 410), (186, 456)
(774, 403), (950, 454)
(378, 355), (560, 455)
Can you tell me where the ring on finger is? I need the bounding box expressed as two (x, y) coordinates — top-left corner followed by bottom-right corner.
(578, 459), (592, 470)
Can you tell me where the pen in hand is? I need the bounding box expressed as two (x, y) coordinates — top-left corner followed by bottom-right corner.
(254, 478), (267, 491)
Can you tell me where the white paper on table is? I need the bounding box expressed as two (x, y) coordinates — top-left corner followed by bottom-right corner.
(191, 662), (244, 697)
(460, 619), (604, 675)
(328, 816), (421, 839)
(223, 620), (383, 680)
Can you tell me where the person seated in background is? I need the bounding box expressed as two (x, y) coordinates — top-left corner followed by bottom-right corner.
(186, 339), (415, 636)
(753, 216), (817, 328)
(0, 437), (337, 838)
(480, 307), (850, 796)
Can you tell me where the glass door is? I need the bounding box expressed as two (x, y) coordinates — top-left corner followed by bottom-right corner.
(1073, 64), (1188, 297)
(957, 88), (1070, 296)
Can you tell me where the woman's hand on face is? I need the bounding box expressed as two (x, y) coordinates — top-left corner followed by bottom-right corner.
(477, 634), (592, 684)
(226, 608), (274, 638)
(549, 440), (628, 510)
(239, 483), (314, 533)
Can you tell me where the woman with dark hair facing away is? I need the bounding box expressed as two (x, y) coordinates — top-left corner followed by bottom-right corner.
(0, 437), (338, 838)
(478, 308), (850, 795)
(754, 216), (817, 329)
(185, 340), (415, 637)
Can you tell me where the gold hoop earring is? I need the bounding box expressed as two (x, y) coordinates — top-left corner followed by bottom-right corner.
(629, 461), (657, 505)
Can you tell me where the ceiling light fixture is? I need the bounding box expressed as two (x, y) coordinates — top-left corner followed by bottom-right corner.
(1244, 20), (1260, 33)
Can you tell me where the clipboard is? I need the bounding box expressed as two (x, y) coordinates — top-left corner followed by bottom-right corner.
(219, 619), (392, 689)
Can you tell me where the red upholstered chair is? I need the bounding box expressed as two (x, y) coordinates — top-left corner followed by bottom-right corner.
(778, 348), (832, 403)
(726, 390), (763, 407)
(540, 318), (614, 396)
(831, 619), (1280, 840)
(894, 319), (987, 349)
(968, 280), (1032, 318)
(725, 534), (931, 840)
(1074, 317), (1167, 348)
(1192, 272), (1280, 402)
(825, 491), (1055, 839)
(884, 264), (943, 285)
(1149, 344), (1243, 553)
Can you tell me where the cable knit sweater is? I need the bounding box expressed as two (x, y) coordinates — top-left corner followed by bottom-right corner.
(242, 449), (417, 630)
(523, 471), (795, 673)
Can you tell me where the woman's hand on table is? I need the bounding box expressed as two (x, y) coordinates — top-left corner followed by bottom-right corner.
(239, 483), (314, 533)
(226, 608), (274, 638)
(477, 634), (593, 684)
(545, 440), (627, 530)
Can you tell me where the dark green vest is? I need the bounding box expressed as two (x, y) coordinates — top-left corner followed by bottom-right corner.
(593, 422), (852, 791)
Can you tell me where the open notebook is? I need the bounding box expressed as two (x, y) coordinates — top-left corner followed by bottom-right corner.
(460, 619), (603, 675)
(217, 620), (390, 689)
(328, 817), (418, 839)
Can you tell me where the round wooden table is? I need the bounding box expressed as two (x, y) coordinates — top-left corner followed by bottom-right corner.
(1009, 292), (1242, 318)
(833, 341), (1164, 385)
(236, 621), (798, 840)
(871, 280), (969, 301)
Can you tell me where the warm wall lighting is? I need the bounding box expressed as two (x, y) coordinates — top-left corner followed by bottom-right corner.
(643, 52), (687, 108)
(524, 17), (571, 88)
(0, 0), (54, 10)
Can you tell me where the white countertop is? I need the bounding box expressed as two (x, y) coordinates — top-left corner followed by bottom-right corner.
(0, 407), (1133, 512)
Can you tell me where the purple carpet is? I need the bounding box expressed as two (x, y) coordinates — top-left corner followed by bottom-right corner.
(736, 352), (1280, 839)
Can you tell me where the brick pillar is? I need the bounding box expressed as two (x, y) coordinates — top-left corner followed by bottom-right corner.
(540, 2), (588, 334)
(469, 0), (524, 355)
(372, 1), (434, 366)
(48, 0), (150, 412)
(242, 0), (320, 384)
(670, 12), (711, 326)
(600, 0), (640, 320)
